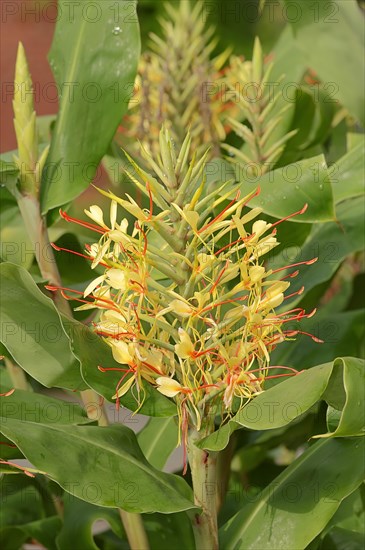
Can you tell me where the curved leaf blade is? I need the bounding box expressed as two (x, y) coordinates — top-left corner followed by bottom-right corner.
(206, 155), (335, 222)
(219, 437), (365, 550)
(0, 421), (195, 514)
(271, 197), (365, 306)
(41, 0), (140, 213)
(0, 263), (86, 391)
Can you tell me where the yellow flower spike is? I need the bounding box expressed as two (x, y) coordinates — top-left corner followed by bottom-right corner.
(67, 125), (321, 444)
(156, 377), (184, 397)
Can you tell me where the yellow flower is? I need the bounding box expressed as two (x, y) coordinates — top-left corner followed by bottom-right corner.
(156, 377), (184, 397)
(175, 328), (195, 359)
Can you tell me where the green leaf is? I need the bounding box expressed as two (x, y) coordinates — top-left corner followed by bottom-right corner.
(137, 417), (178, 469)
(316, 357), (365, 438)
(279, 86), (335, 165)
(331, 140), (365, 204)
(0, 389), (90, 425)
(199, 357), (365, 451)
(0, 476), (62, 550)
(219, 437), (365, 549)
(61, 316), (177, 417)
(321, 527), (365, 550)
(282, 0), (365, 124)
(0, 191), (34, 269)
(142, 511), (195, 550)
(0, 160), (19, 196)
(56, 495), (125, 550)
(271, 197), (365, 306)
(40, 0), (141, 214)
(198, 363), (333, 451)
(206, 155), (335, 222)
(0, 263), (86, 391)
(323, 484), (365, 537)
(0, 421), (195, 514)
(0, 517), (62, 550)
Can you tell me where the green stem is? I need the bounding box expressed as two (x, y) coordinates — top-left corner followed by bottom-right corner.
(188, 417), (219, 550)
(119, 510), (150, 550)
(17, 193), (71, 317)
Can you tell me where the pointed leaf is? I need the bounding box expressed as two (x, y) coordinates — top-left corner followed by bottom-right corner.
(0, 421), (195, 514)
(220, 437), (365, 549)
(206, 155), (335, 222)
(41, 0), (140, 213)
(0, 263), (86, 391)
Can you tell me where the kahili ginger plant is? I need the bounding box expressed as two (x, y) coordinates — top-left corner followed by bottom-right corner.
(50, 127), (320, 549)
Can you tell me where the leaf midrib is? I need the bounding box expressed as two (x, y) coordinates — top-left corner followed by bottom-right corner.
(1, 420), (194, 507)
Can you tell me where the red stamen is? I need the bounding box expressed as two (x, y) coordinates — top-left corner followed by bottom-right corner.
(210, 260), (230, 294)
(191, 347), (217, 359)
(198, 190), (241, 234)
(270, 204), (308, 228)
(0, 388), (15, 397)
(141, 361), (163, 375)
(272, 257), (318, 274)
(214, 233), (255, 256)
(45, 284), (117, 308)
(247, 365), (299, 375)
(284, 286), (305, 300)
(59, 209), (106, 234)
(280, 269), (300, 281)
(98, 366), (129, 372)
(199, 295), (247, 315)
(95, 330), (136, 340)
(51, 243), (108, 267)
(284, 330), (324, 343)
(130, 303), (141, 331)
(0, 460), (35, 477)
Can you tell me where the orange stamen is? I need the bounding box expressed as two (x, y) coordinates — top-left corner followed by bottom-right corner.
(0, 460), (35, 477)
(0, 388), (15, 397)
(51, 243), (108, 267)
(198, 190), (241, 234)
(210, 260), (230, 294)
(272, 257), (318, 274)
(59, 209), (106, 234)
(283, 286), (305, 300)
(270, 204), (308, 228)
